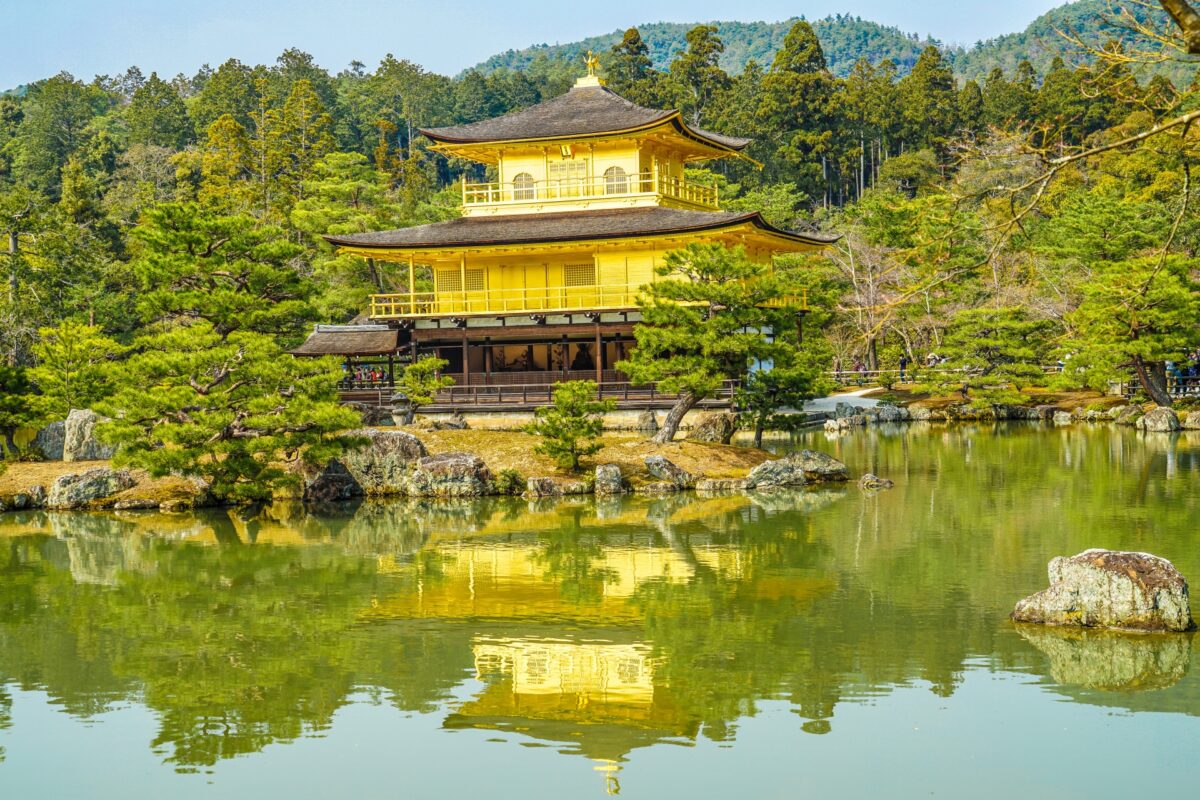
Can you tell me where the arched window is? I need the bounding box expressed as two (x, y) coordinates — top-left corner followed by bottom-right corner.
(512, 172), (535, 200)
(604, 166), (628, 195)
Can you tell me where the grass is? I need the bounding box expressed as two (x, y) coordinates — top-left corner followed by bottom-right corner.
(0, 459), (198, 509)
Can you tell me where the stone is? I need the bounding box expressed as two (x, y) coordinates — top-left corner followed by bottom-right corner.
(635, 481), (681, 495)
(635, 410), (659, 434)
(1011, 549), (1194, 632)
(695, 478), (749, 493)
(876, 404), (909, 423)
(687, 412), (738, 444)
(408, 452), (492, 497)
(47, 467), (135, 510)
(62, 409), (116, 462)
(347, 402), (395, 427)
(786, 449), (850, 482)
(644, 455), (694, 489)
(1182, 410), (1200, 430)
(524, 477), (562, 497)
(858, 473), (894, 490)
(341, 428), (428, 495)
(33, 420), (66, 460)
(1135, 406), (1181, 433)
(1032, 405), (1058, 421)
(834, 401), (858, 419)
(0, 486), (46, 511)
(909, 406), (945, 422)
(112, 497), (162, 510)
(594, 464), (626, 496)
(746, 458), (808, 489)
(1114, 405), (1144, 426)
(823, 419), (842, 432)
(1052, 410), (1072, 426)
(1017, 626), (1191, 691)
(297, 459), (362, 503)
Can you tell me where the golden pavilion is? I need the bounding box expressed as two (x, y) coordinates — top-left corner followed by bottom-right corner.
(300, 58), (835, 409)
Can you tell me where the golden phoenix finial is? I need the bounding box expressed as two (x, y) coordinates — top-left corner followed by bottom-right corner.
(585, 50), (599, 77)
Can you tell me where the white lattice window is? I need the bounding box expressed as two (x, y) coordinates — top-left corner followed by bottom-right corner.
(564, 262), (596, 287)
(512, 172), (535, 200)
(548, 160), (586, 182)
(604, 166), (628, 195)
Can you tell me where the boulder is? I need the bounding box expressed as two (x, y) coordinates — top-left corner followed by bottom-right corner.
(1052, 410), (1072, 426)
(341, 428), (428, 495)
(858, 473), (894, 490)
(909, 406), (944, 422)
(1011, 549), (1194, 632)
(823, 419), (843, 432)
(47, 467), (135, 510)
(644, 455), (694, 489)
(635, 410), (659, 434)
(0, 486), (46, 511)
(687, 412), (739, 444)
(594, 464), (626, 496)
(876, 404), (909, 423)
(746, 458), (808, 490)
(635, 481), (682, 495)
(412, 413), (469, 431)
(1032, 405), (1058, 421)
(786, 449), (850, 482)
(33, 421), (66, 460)
(408, 452), (492, 497)
(833, 401), (858, 419)
(63, 409), (116, 462)
(1182, 410), (1200, 430)
(695, 478), (749, 493)
(524, 477), (562, 497)
(1114, 405), (1144, 426)
(347, 402), (395, 427)
(1136, 406), (1181, 433)
(297, 459), (362, 503)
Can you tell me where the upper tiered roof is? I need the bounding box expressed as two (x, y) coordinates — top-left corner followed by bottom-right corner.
(420, 80), (750, 164)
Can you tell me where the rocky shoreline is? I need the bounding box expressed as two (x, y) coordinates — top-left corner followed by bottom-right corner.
(824, 399), (1199, 432)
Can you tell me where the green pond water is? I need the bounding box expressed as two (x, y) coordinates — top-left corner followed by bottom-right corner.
(1, 422), (1199, 799)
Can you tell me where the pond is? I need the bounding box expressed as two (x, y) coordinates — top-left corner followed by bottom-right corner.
(1, 422), (1198, 798)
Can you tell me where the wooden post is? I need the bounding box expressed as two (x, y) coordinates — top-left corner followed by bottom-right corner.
(561, 335), (569, 380)
(462, 332), (470, 387)
(594, 324), (602, 385)
(484, 336), (493, 381)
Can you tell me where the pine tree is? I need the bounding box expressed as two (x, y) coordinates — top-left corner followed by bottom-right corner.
(898, 46), (958, 154)
(127, 72), (193, 149)
(523, 380), (615, 472)
(199, 115), (255, 213)
(395, 356), (455, 424)
(669, 25), (730, 126)
(606, 28), (653, 93)
(277, 79), (334, 209)
(957, 79), (985, 136)
(0, 365), (36, 455)
(617, 244), (789, 444)
(28, 320), (124, 418)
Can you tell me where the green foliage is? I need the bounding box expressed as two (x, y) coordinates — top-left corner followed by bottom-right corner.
(395, 356), (455, 423)
(28, 321), (125, 419)
(0, 365), (37, 456)
(920, 307), (1055, 408)
(127, 73), (193, 149)
(523, 380), (615, 472)
(98, 323), (361, 503)
(738, 362), (831, 447)
(492, 468), (526, 496)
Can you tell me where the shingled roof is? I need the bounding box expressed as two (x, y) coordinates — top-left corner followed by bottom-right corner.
(325, 207), (837, 250)
(420, 84), (750, 152)
(292, 325), (400, 356)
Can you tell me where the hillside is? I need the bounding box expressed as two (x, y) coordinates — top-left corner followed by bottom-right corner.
(472, 1), (1194, 82)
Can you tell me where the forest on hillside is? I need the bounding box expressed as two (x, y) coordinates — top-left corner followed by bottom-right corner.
(1, 1), (1199, 487)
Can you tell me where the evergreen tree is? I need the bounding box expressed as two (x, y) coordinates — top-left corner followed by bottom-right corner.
(28, 320), (124, 418)
(277, 79), (335, 208)
(606, 28), (653, 94)
(190, 59), (262, 132)
(957, 79), (985, 136)
(669, 25), (730, 126)
(15, 73), (105, 196)
(199, 115), (255, 213)
(0, 365), (36, 455)
(127, 73), (193, 150)
(523, 380), (615, 472)
(618, 244), (788, 444)
(897, 46), (958, 154)
(394, 356), (455, 425)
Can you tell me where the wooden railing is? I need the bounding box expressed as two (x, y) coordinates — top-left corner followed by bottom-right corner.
(462, 171), (719, 210)
(369, 282), (645, 318)
(430, 379), (740, 408)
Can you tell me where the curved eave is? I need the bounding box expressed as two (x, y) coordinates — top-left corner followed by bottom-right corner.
(324, 213), (838, 256)
(420, 112), (753, 164)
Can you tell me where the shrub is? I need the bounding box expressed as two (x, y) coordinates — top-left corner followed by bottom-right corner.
(523, 380), (615, 472)
(492, 468), (526, 496)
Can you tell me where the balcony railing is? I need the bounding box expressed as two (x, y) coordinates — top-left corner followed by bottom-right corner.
(462, 171), (719, 210)
(370, 282), (645, 318)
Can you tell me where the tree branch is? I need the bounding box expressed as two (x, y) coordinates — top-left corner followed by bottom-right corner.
(1160, 0), (1200, 52)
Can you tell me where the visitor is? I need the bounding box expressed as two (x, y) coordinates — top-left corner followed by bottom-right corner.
(898, 354), (909, 383)
(853, 358), (865, 386)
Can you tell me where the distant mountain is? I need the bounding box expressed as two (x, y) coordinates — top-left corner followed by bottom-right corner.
(472, 1), (1196, 83)
(472, 16), (939, 79)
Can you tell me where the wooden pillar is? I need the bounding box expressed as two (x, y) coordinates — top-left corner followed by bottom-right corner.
(484, 336), (493, 381)
(462, 332), (470, 387)
(594, 324), (602, 385)
(561, 335), (569, 380)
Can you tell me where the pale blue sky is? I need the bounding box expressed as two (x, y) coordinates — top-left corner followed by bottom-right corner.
(2, 0), (1068, 88)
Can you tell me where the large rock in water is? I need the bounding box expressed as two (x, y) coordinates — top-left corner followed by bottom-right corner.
(341, 429), (427, 495)
(746, 449), (849, 490)
(687, 412), (738, 444)
(1181, 410), (1200, 430)
(408, 452), (492, 497)
(1136, 406), (1181, 432)
(47, 467), (135, 509)
(1113, 405), (1144, 426)
(644, 455), (694, 489)
(33, 421), (66, 460)
(63, 409), (115, 462)
(1012, 549), (1194, 632)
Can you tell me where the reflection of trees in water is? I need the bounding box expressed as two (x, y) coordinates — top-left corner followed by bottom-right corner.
(0, 684), (10, 763)
(1, 424), (1198, 771)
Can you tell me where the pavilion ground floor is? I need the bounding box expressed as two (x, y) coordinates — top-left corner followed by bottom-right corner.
(297, 311), (737, 411)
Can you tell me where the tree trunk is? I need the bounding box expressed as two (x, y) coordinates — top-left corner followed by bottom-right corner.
(1133, 355), (1173, 407)
(866, 336), (878, 372)
(3, 428), (17, 456)
(652, 391), (698, 444)
(754, 419), (764, 449)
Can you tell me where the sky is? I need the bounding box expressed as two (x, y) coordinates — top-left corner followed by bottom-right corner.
(1, 0), (1071, 89)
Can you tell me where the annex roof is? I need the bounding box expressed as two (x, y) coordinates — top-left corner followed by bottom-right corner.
(291, 324), (399, 356)
(420, 84), (750, 153)
(324, 206), (838, 251)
